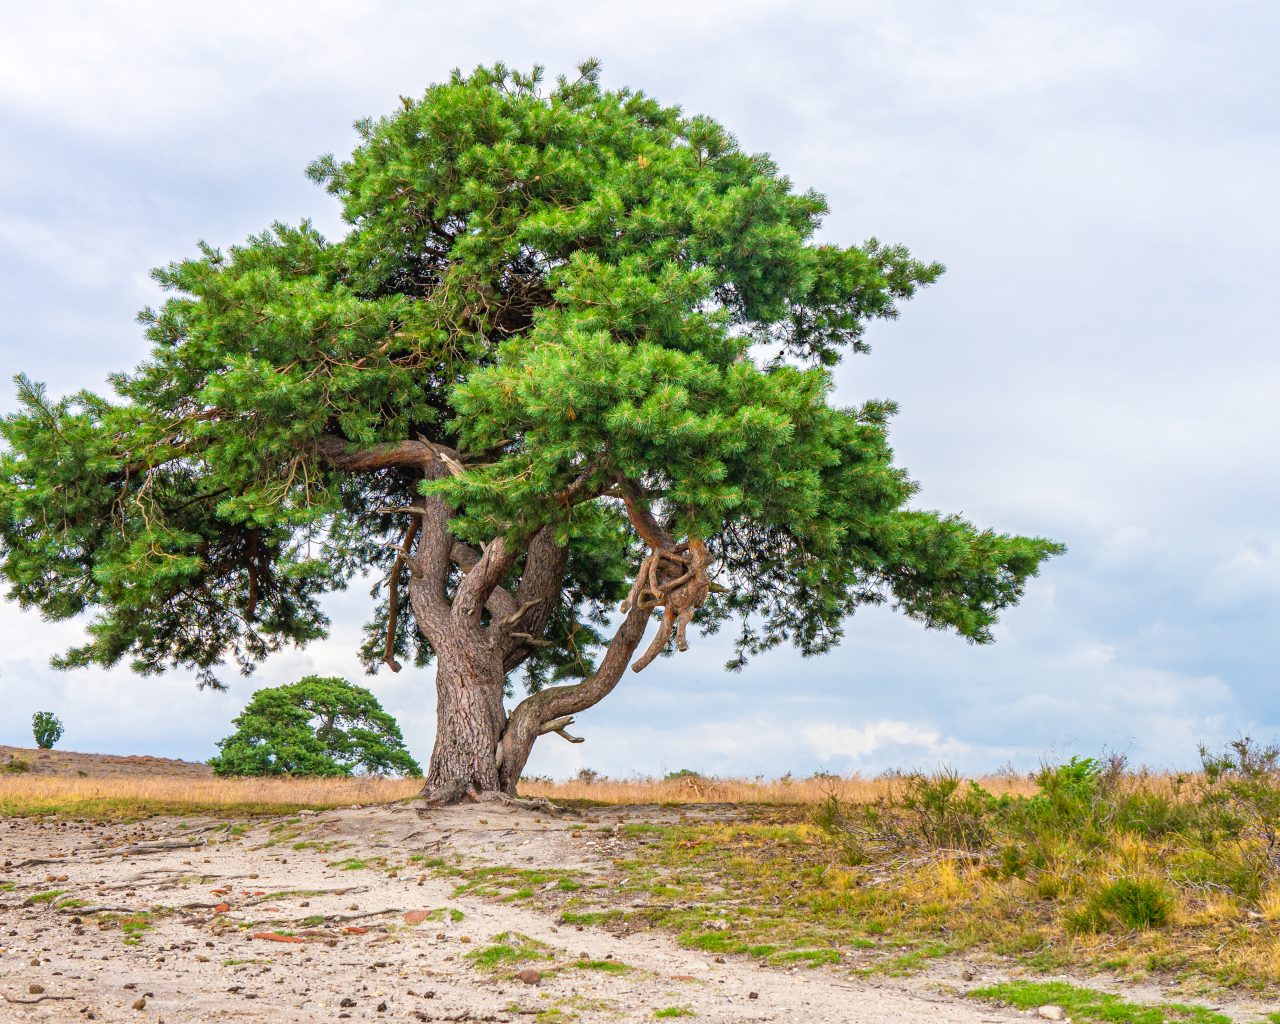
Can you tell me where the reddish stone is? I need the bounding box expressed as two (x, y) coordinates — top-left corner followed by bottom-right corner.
(213, 902), (230, 914)
(343, 926), (368, 935)
(252, 932), (304, 943)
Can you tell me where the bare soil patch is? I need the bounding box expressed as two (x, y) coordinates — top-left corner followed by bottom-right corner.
(2, 801), (1274, 1023)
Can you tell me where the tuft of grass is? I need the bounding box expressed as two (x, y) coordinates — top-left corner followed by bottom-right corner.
(25, 889), (69, 904)
(1067, 878), (1175, 933)
(768, 948), (840, 967)
(654, 1008), (696, 1019)
(969, 981), (1232, 1024)
(466, 931), (551, 971)
(571, 959), (631, 973)
(119, 913), (153, 945)
(560, 910), (611, 926)
(329, 857), (369, 871)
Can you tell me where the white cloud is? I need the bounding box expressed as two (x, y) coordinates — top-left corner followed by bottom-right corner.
(2, 3), (1278, 777)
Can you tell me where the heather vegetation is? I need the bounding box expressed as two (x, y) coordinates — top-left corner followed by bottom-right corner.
(518, 740), (1280, 989)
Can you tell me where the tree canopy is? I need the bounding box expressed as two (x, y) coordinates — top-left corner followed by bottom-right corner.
(208, 675), (421, 777)
(0, 61), (1062, 795)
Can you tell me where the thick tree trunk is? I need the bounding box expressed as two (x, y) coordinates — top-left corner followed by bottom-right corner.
(397, 485), (681, 806)
(421, 639), (508, 803)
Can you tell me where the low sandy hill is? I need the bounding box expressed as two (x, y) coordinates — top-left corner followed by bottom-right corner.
(0, 744), (212, 778)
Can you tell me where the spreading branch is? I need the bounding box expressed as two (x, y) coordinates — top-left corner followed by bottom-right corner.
(383, 517), (420, 672)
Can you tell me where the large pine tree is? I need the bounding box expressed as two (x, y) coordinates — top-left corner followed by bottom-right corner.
(0, 63), (1063, 802)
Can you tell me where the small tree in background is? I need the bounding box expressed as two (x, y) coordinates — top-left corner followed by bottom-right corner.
(209, 676), (421, 777)
(31, 711), (64, 749)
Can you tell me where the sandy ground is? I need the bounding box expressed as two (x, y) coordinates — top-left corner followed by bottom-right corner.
(0, 802), (1271, 1023)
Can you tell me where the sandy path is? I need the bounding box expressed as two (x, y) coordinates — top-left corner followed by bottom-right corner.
(0, 802), (1194, 1023)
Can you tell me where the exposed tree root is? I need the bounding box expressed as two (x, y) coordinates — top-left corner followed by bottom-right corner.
(475, 790), (565, 816)
(416, 785), (563, 816)
(416, 780), (482, 810)
(10, 839), (212, 868)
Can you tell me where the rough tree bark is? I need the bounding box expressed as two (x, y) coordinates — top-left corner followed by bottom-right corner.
(318, 434), (713, 805)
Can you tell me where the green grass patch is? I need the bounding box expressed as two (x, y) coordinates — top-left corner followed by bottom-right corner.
(0, 791), (349, 819)
(654, 1008), (696, 1019)
(768, 948), (840, 966)
(25, 889), (68, 904)
(120, 913), (153, 945)
(969, 981), (1232, 1024)
(560, 910), (611, 926)
(329, 857), (369, 871)
(571, 959), (631, 973)
(466, 931), (552, 971)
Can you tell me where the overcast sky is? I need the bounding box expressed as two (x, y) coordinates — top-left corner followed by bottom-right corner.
(1, 1), (1276, 779)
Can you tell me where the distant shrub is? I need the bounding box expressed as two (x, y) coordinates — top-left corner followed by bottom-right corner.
(31, 711), (64, 750)
(898, 769), (998, 850)
(575, 767), (601, 784)
(1199, 736), (1280, 865)
(813, 767), (999, 853)
(3, 757), (31, 774)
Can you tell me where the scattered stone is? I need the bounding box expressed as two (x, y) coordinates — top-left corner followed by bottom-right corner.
(340, 997), (357, 1007)
(252, 933), (305, 944)
(343, 926), (368, 935)
(214, 903), (230, 914)
(516, 969), (541, 985)
(29, 984), (45, 994)
(1038, 1007), (1066, 1021)
(131, 996), (147, 1010)
(402, 911), (432, 925)
(749, 992), (759, 1000)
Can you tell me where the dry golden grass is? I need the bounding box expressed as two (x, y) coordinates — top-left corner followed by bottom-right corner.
(519, 772), (1041, 805)
(0, 770), (1048, 817)
(0, 774), (422, 817)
